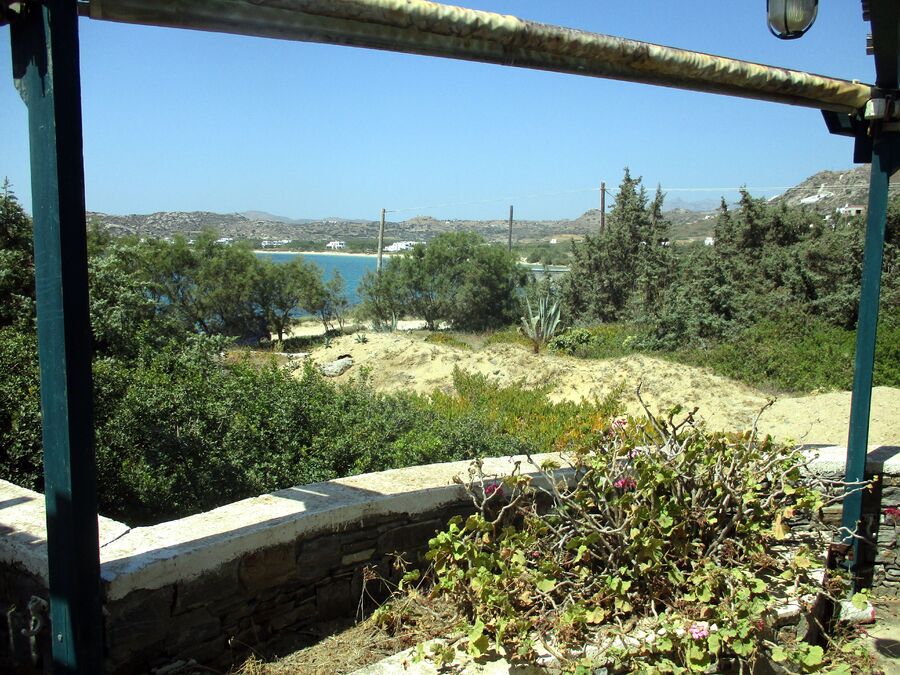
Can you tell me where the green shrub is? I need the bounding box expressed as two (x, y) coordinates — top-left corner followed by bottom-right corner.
(422, 406), (860, 672)
(424, 332), (472, 350)
(0, 328), (42, 490)
(359, 233), (527, 331)
(481, 326), (532, 349)
(674, 312), (900, 393)
(428, 368), (622, 454)
(548, 323), (640, 360)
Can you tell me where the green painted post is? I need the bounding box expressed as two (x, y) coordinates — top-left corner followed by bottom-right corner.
(9, 1), (104, 671)
(840, 126), (898, 586)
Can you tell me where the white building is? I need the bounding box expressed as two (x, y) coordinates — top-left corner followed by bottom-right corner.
(703, 236), (715, 246)
(836, 203), (864, 217)
(384, 240), (423, 253)
(325, 240), (346, 250)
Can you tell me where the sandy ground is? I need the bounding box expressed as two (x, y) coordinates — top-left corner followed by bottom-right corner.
(299, 330), (900, 447)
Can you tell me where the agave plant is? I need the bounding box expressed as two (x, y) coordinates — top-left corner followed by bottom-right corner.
(521, 295), (561, 354)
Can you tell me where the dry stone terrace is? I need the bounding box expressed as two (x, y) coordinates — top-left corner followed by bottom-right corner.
(0, 446), (897, 673)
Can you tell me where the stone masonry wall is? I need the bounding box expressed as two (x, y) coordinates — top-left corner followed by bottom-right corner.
(802, 446), (900, 593)
(103, 504), (477, 673)
(0, 446), (897, 674)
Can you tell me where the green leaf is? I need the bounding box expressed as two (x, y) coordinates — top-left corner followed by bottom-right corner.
(573, 544), (588, 563)
(469, 634), (490, 658)
(793, 553), (812, 570)
(770, 646), (788, 663)
(697, 585), (712, 603)
(468, 619), (489, 657)
(802, 645), (824, 667)
(850, 591), (868, 611)
(732, 639), (753, 657)
(536, 578), (556, 593)
(585, 607), (607, 624)
(825, 665), (853, 675)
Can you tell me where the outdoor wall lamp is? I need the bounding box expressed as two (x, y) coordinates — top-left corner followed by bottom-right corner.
(767, 0), (818, 39)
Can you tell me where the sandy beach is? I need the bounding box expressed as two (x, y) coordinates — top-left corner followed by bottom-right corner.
(253, 249), (391, 258)
(295, 329), (900, 448)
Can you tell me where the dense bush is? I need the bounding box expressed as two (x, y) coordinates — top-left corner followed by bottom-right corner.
(0, 327), (42, 491)
(359, 232), (527, 331)
(2, 316), (592, 524)
(90, 349), (553, 524)
(0, 182), (35, 331)
(419, 407), (868, 672)
(548, 324), (641, 360)
(674, 313), (900, 393)
(428, 369), (622, 454)
(561, 169), (900, 353)
(138, 231), (346, 341)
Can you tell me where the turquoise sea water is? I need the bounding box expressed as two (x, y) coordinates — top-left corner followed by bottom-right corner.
(256, 252), (376, 305)
(255, 252), (569, 308)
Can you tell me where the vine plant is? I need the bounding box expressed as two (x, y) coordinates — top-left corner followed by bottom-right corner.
(413, 393), (874, 673)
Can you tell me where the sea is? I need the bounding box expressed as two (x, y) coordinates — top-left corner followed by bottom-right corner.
(255, 251), (569, 307)
(256, 252), (376, 305)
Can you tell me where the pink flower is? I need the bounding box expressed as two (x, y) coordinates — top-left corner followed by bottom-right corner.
(484, 482), (504, 498)
(688, 622), (709, 640)
(614, 477), (636, 490)
(884, 507), (900, 524)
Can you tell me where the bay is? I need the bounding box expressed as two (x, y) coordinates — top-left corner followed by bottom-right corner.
(256, 251), (570, 308)
(256, 252), (377, 305)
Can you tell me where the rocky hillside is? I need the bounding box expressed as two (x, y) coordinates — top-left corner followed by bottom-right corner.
(86, 167), (879, 245)
(772, 165), (898, 214)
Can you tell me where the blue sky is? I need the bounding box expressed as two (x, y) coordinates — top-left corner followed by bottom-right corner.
(0, 2), (873, 220)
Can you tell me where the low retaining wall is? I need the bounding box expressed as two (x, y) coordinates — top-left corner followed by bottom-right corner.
(0, 446), (897, 673)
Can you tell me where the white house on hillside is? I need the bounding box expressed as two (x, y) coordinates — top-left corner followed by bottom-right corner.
(384, 240), (423, 253)
(325, 240), (346, 250)
(837, 203), (864, 217)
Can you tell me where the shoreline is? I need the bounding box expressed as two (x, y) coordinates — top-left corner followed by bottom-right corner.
(253, 249), (393, 258)
(254, 250), (570, 271)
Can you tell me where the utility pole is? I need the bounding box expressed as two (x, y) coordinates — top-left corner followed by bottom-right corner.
(600, 181), (606, 233)
(376, 207), (386, 274)
(508, 204), (513, 251)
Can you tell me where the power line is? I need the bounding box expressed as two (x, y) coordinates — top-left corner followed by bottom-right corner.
(381, 182), (890, 216)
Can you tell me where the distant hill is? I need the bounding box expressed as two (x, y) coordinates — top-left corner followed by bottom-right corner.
(239, 210), (314, 225)
(86, 167), (883, 246)
(663, 196), (721, 212)
(770, 165), (899, 214)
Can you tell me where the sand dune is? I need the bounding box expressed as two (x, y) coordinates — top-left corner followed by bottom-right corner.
(299, 330), (900, 447)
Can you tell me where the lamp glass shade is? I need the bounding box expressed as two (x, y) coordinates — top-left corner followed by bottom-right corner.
(767, 0), (818, 39)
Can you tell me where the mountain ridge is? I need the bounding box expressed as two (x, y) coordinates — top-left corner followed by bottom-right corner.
(88, 167), (874, 245)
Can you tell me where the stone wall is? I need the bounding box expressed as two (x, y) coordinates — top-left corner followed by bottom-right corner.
(802, 445), (900, 593)
(0, 446), (897, 673)
(0, 453), (554, 673)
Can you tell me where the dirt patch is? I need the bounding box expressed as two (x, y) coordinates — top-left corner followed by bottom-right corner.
(237, 592), (456, 675)
(303, 331), (900, 446)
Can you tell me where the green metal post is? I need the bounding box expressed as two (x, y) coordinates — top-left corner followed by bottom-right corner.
(840, 125), (898, 585)
(9, 1), (104, 671)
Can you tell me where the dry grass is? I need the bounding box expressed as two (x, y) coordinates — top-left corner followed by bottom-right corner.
(234, 590), (459, 675)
